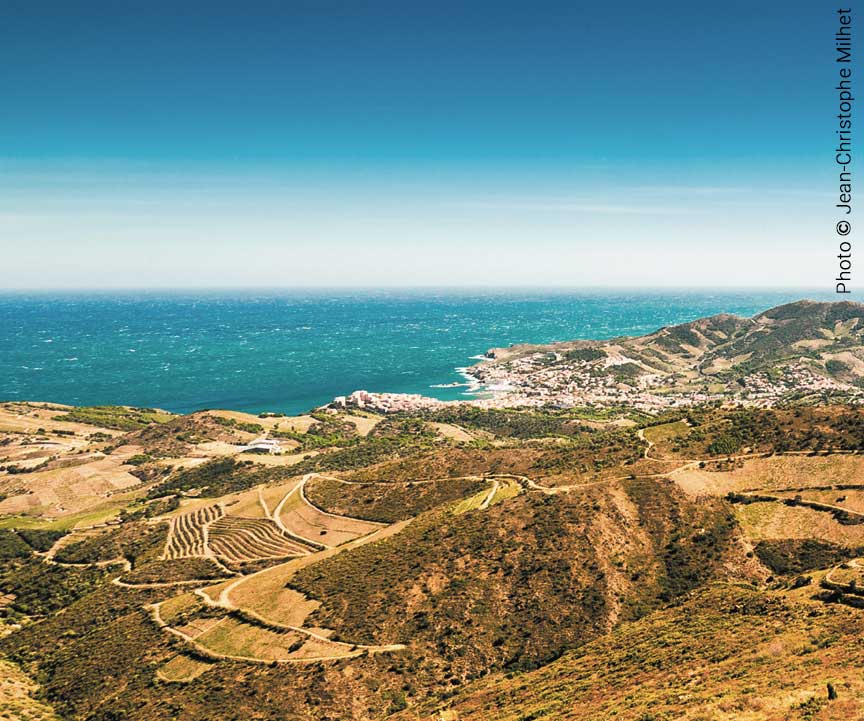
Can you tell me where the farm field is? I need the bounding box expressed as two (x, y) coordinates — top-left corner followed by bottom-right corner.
(641, 419), (691, 445)
(156, 653), (213, 683)
(193, 616), (360, 662)
(161, 501), (317, 564)
(673, 454), (864, 496)
(734, 501), (864, 545)
(771, 487), (864, 514)
(275, 477), (383, 546)
(207, 516), (314, 561)
(0, 454), (144, 518)
(221, 519), (411, 626)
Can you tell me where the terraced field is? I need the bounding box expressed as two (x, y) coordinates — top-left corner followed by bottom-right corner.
(162, 501), (318, 564)
(156, 654), (213, 683)
(193, 616), (367, 663)
(163, 504), (223, 559)
(771, 486), (864, 514)
(208, 516), (315, 562)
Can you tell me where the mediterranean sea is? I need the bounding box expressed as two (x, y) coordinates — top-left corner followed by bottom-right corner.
(0, 289), (839, 415)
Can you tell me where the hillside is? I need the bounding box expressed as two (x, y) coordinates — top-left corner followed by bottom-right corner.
(402, 584), (864, 721)
(468, 300), (864, 411)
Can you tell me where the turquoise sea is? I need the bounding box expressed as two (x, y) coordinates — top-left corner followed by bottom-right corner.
(0, 289), (839, 415)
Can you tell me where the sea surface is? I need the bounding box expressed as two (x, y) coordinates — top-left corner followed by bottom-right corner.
(0, 289), (839, 415)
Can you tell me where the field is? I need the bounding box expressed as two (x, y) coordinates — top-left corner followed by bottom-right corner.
(162, 504), (222, 559)
(733, 502), (864, 546)
(221, 520), (411, 627)
(772, 487), (864, 514)
(207, 516), (314, 561)
(641, 419), (691, 444)
(191, 615), (366, 662)
(669, 455), (864, 549)
(275, 476), (384, 546)
(674, 455), (864, 497)
(0, 454), (144, 519)
(156, 653), (213, 683)
(161, 501), (317, 564)
(0, 403), (121, 436)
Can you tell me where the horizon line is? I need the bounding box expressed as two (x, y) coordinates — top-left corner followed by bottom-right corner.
(0, 285), (836, 294)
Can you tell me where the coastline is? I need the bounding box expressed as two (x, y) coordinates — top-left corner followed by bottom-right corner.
(329, 300), (864, 415)
(1, 290), (854, 416)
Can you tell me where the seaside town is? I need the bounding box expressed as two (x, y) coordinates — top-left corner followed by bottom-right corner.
(330, 300), (864, 415)
(330, 353), (863, 415)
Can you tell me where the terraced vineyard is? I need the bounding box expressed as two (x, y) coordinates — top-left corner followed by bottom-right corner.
(163, 504), (223, 559)
(162, 501), (320, 565)
(208, 516), (315, 562)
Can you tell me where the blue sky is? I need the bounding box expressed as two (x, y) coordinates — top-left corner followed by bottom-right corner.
(0, 1), (844, 288)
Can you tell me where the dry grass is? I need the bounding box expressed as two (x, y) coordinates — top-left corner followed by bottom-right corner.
(240, 451), (313, 467)
(451, 487), (492, 514)
(153, 592), (201, 625)
(258, 479), (303, 514)
(734, 502), (864, 545)
(277, 485), (382, 547)
(674, 455), (864, 497)
(156, 654), (213, 683)
(427, 422), (475, 442)
(642, 420), (690, 444)
(342, 413), (382, 436)
(489, 478), (522, 505)
(222, 487), (269, 518)
(194, 616), (351, 661)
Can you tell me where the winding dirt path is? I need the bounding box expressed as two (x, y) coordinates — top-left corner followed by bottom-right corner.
(41, 556), (131, 571)
(146, 601), (402, 664)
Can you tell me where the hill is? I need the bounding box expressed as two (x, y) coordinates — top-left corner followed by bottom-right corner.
(468, 300), (864, 411)
(401, 584), (864, 721)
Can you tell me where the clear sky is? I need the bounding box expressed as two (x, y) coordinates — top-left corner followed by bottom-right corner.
(0, 1), (843, 288)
